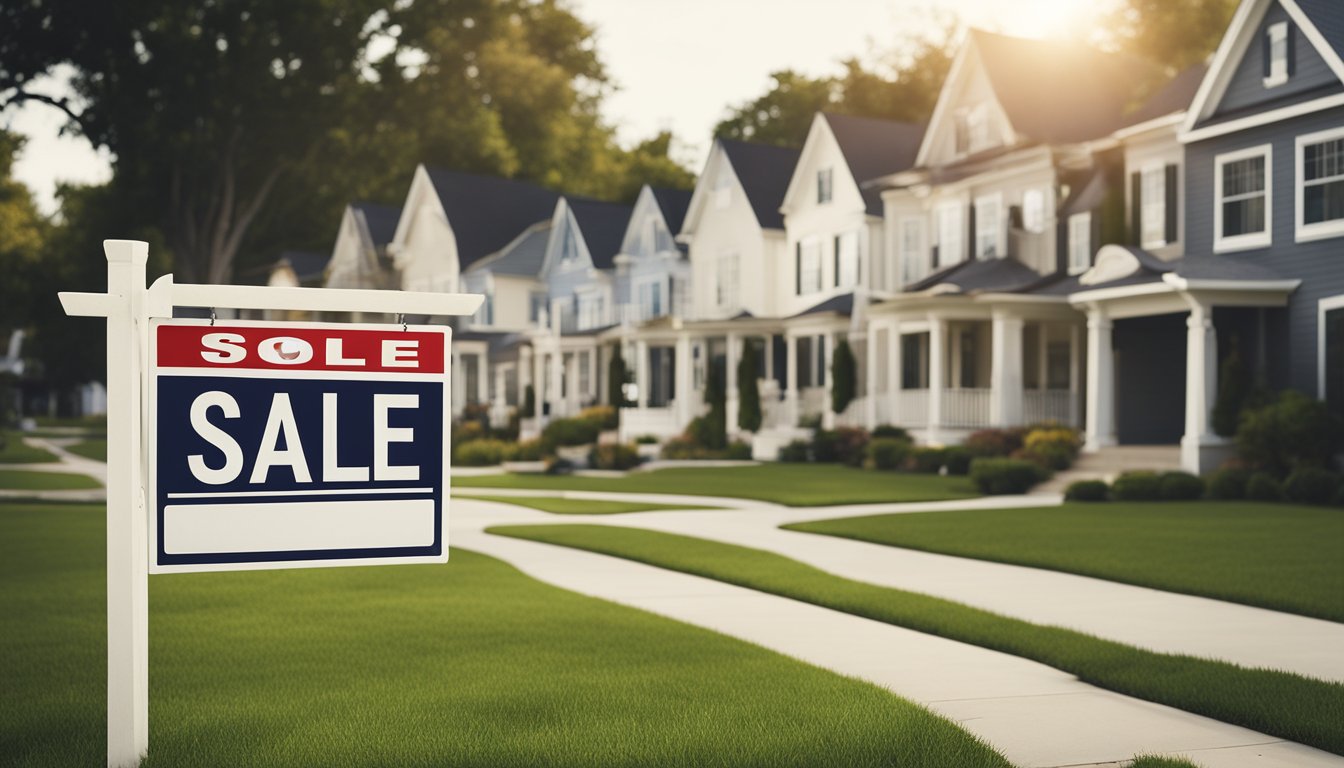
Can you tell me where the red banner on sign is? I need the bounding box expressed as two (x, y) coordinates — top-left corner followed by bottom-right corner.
(156, 324), (445, 374)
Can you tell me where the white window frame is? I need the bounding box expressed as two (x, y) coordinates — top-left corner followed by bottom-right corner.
(798, 236), (822, 294)
(974, 193), (1003, 259)
(1067, 212), (1092, 275)
(1214, 143), (1273, 253)
(1296, 126), (1344, 242)
(716, 251), (739, 310)
(898, 216), (926, 285)
(576, 288), (606, 330)
(817, 168), (833, 204)
(967, 103), (993, 153)
(634, 275), (664, 321)
(1320, 294), (1344, 400)
(1140, 163), (1168, 249)
(1264, 21), (1289, 88)
(1022, 189), (1046, 234)
(936, 201), (964, 266)
(835, 230), (860, 288)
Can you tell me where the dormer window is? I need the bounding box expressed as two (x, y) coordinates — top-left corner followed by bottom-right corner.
(954, 103), (995, 156)
(817, 168), (833, 204)
(560, 225), (580, 263)
(714, 170), (731, 209)
(1264, 21), (1291, 88)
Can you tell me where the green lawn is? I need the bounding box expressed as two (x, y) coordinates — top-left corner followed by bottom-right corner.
(0, 433), (58, 464)
(63, 439), (107, 462)
(491, 524), (1344, 756)
(1130, 758), (1201, 768)
(0, 469), (102, 491)
(458, 494), (722, 514)
(787, 502), (1344, 623)
(456, 464), (977, 506)
(1, 504), (1011, 768)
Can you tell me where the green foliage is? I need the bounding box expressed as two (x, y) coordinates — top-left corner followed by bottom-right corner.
(969, 458), (1047, 495)
(1283, 468), (1341, 506)
(1245, 472), (1284, 502)
(1019, 428), (1081, 470)
(1212, 336), (1249, 437)
(454, 439), (513, 467)
(1236, 390), (1343, 477)
(907, 446), (947, 474)
(964, 428), (1026, 458)
(1106, 0), (1239, 70)
(866, 437), (912, 471)
(578, 405), (619, 431)
(1111, 471), (1163, 501)
(541, 417), (602, 448)
(1159, 472), (1205, 501)
(941, 446), (972, 476)
(1206, 467), (1249, 500)
(588, 443), (641, 471)
(736, 341), (762, 433)
(522, 384), (536, 418)
(607, 345), (628, 409)
(724, 441), (753, 461)
(694, 362), (728, 450)
(871, 425), (911, 440)
(1065, 480), (1110, 502)
(829, 338), (857, 415)
(634, 434), (659, 445)
(812, 427), (868, 466)
(778, 440), (811, 463)
(508, 439), (547, 462)
(0, 432), (57, 464)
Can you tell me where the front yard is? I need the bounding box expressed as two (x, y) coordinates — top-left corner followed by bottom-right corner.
(786, 502), (1344, 622)
(455, 463), (978, 506)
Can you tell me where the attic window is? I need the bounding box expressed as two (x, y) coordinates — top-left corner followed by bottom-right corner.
(714, 170), (731, 209)
(954, 103), (995, 156)
(1264, 21), (1291, 88)
(817, 168), (834, 204)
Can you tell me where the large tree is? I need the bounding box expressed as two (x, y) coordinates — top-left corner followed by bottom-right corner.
(1106, 0), (1239, 71)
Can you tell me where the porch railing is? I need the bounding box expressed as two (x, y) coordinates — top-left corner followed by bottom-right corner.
(894, 389), (929, 425)
(941, 388), (991, 428)
(619, 406), (682, 442)
(1023, 390), (1079, 426)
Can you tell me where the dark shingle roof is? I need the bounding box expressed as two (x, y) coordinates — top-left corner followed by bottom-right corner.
(466, 221), (550, 278)
(276, 250), (330, 285)
(1122, 63), (1209, 127)
(718, 139), (801, 230)
(793, 292), (854, 318)
(351, 202), (401, 247)
(972, 30), (1164, 144)
(567, 197), (634, 270)
(821, 113), (924, 215)
(908, 257), (1042, 294)
(650, 187), (693, 234)
(423, 169), (560, 269)
(1296, 0), (1344, 60)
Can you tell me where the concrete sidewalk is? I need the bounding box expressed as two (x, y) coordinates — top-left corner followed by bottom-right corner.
(453, 506), (1343, 768)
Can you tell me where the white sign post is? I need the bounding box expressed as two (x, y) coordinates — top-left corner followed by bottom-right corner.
(60, 240), (482, 768)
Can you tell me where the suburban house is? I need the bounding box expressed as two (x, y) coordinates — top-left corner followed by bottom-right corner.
(613, 185), (694, 326)
(324, 201), (401, 322)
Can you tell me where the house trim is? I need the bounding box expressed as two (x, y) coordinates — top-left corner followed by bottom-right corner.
(1319, 294), (1344, 399)
(1213, 143), (1273, 253)
(1295, 125), (1344, 242)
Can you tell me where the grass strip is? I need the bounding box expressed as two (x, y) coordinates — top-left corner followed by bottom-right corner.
(457, 463), (977, 506)
(63, 438), (107, 463)
(0, 469), (102, 490)
(490, 524), (1344, 756)
(1130, 758), (1201, 768)
(458, 494), (721, 514)
(2, 503), (1011, 768)
(787, 502), (1344, 622)
(0, 432), (58, 463)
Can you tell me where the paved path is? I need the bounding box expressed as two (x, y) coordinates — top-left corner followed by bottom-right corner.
(0, 436), (108, 503)
(453, 500), (1343, 768)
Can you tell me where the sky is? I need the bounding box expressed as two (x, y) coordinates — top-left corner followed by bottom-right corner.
(2, 0), (1114, 215)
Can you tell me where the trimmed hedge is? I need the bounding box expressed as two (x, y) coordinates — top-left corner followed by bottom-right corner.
(813, 428), (869, 466)
(542, 417), (603, 448)
(589, 443), (641, 471)
(942, 446), (972, 476)
(778, 440), (810, 463)
(866, 437), (911, 471)
(969, 458), (1047, 495)
(1283, 468), (1341, 506)
(964, 428), (1026, 458)
(1206, 467), (1249, 500)
(1111, 471), (1163, 501)
(1245, 472), (1284, 501)
(907, 446), (947, 474)
(1064, 479), (1109, 502)
(454, 439), (512, 467)
(1159, 471), (1205, 501)
(871, 424), (911, 440)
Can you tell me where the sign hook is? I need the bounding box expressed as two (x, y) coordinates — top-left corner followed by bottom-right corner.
(209, 308), (216, 326)
(397, 313), (407, 332)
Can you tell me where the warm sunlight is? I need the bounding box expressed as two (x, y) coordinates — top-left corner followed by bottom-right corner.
(992, 0), (1111, 40)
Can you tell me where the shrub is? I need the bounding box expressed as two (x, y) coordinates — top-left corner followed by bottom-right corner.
(1236, 390), (1344, 477)
(589, 443), (641, 471)
(542, 417), (602, 448)
(1206, 467), (1249, 500)
(1283, 468), (1341, 505)
(454, 421), (486, 445)
(866, 437), (911, 471)
(1334, 482), (1344, 507)
(1245, 472), (1283, 501)
(830, 339), (857, 415)
(508, 439), (547, 462)
(907, 446), (947, 474)
(798, 413), (822, 430)
(1111, 471), (1163, 501)
(1021, 428), (1081, 470)
(454, 439), (511, 467)
(813, 427), (868, 466)
(1159, 471), (1205, 501)
(579, 405), (619, 431)
(778, 440), (810, 463)
(634, 434), (659, 445)
(942, 446), (972, 476)
(871, 424), (910, 440)
(661, 437), (705, 460)
(724, 441), (753, 460)
(737, 341), (762, 432)
(964, 428), (1024, 458)
(1065, 480), (1109, 502)
(545, 457), (576, 475)
(970, 458), (1047, 495)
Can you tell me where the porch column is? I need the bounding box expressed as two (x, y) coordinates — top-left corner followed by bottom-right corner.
(567, 352), (581, 413)
(674, 333), (693, 426)
(476, 352), (489, 410)
(990, 310), (1024, 427)
(785, 333), (798, 427)
(1069, 324), (1081, 427)
(549, 349), (564, 419)
(726, 332), (741, 435)
(864, 325), (879, 430)
(822, 332), (837, 429)
(888, 322), (902, 426)
(519, 346), (533, 413)
(531, 346), (544, 419)
(1084, 305), (1116, 452)
(492, 362), (506, 417)
(635, 340), (649, 409)
(590, 346), (600, 405)
(1182, 299), (1218, 473)
(928, 315), (945, 443)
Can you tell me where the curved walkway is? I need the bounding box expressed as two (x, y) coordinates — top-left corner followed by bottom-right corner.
(0, 436), (108, 502)
(455, 500), (1343, 768)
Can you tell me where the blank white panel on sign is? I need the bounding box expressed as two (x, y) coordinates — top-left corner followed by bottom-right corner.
(163, 499), (436, 554)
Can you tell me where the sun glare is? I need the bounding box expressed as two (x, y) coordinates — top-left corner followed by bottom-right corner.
(991, 0), (1107, 40)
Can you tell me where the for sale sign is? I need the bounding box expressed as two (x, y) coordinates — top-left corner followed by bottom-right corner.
(148, 320), (451, 573)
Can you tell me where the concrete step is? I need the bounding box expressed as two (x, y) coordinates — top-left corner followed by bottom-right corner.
(1037, 446), (1183, 494)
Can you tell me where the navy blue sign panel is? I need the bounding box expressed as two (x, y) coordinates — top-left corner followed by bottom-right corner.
(148, 321), (451, 573)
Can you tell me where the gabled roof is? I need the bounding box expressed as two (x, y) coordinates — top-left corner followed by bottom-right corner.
(793, 292), (854, 318)
(275, 250), (330, 285)
(821, 113), (925, 215)
(422, 168), (560, 269)
(718, 139), (801, 230)
(350, 202), (401, 247)
(566, 197), (634, 271)
(465, 221), (551, 278)
(907, 257), (1041, 295)
(649, 187), (693, 235)
(1122, 63), (1209, 128)
(1296, 0), (1344, 57)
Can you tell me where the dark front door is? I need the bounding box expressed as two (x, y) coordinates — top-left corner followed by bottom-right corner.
(1114, 313), (1186, 445)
